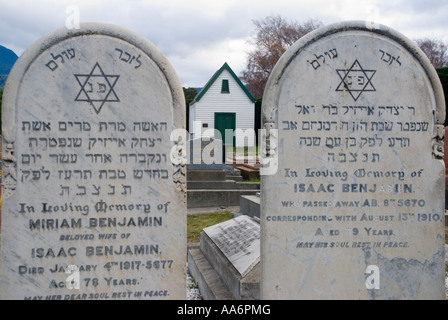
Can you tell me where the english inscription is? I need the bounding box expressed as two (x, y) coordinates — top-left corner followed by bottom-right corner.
(261, 22), (445, 299)
(1, 24), (186, 300)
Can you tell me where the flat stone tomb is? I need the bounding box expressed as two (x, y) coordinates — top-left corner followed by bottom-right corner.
(1, 24), (187, 300)
(261, 21), (446, 299)
(203, 215), (260, 277)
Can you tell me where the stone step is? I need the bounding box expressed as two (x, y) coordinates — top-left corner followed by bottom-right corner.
(187, 248), (233, 300)
(239, 195), (260, 219)
(187, 181), (260, 190)
(187, 190), (259, 208)
(225, 175), (243, 182)
(187, 170), (226, 182)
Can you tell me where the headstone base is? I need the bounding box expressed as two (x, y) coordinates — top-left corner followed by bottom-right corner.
(239, 194), (260, 219)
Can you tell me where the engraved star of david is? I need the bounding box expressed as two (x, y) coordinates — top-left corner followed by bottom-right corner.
(336, 60), (376, 101)
(74, 62), (120, 114)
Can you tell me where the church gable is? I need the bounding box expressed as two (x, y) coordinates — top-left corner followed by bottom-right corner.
(194, 62), (255, 103)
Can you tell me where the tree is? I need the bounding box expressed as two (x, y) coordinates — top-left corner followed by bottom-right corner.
(183, 87), (198, 132)
(436, 67), (448, 126)
(415, 38), (448, 68)
(241, 16), (323, 99)
(0, 88), (3, 132)
(183, 87), (198, 105)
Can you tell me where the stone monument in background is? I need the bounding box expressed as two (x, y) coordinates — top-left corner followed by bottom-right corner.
(261, 21), (446, 299)
(1, 23), (187, 300)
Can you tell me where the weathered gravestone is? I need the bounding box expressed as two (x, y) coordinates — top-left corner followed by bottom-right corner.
(203, 215), (260, 278)
(0, 23), (187, 300)
(261, 21), (446, 299)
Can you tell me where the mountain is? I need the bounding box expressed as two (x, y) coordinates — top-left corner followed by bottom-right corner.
(0, 45), (19, 88)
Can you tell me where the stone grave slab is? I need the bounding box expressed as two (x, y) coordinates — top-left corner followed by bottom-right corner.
(203, 215), (260, 277)
(1, 23), (187, 300)
(239, 194), (260, 220)
(188, 215), (260, 299)
(261, 21), (446, 299)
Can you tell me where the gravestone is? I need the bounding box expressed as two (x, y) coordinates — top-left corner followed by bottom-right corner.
(261, 21), (446, 299)
(0, 23), (187, 300)
(202, 215), (260, 277)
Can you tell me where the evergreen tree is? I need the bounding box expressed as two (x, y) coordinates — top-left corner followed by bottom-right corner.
(436, 67), (448, 125)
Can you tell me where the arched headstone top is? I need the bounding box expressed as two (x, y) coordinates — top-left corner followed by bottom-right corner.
(262, 20), (445, 127)
(3, 23), (185, 134)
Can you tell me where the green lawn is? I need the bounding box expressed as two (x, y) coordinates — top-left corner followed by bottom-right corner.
(187, 211), (233, 243)
(446, 226), (448, 245)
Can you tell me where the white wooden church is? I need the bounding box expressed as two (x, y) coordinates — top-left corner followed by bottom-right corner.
(189, 62), (256, 147)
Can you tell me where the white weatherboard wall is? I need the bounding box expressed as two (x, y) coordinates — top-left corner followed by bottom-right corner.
(190, 64), (255, 147)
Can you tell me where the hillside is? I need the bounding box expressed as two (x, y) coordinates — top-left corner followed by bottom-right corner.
(0, 45), (18, 88)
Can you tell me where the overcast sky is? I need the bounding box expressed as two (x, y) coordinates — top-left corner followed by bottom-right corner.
(1, 0), (447, 87)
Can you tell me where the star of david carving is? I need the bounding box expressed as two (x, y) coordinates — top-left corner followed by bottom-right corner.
(336, 60), (376, 101)
(74, 63), (120, 114)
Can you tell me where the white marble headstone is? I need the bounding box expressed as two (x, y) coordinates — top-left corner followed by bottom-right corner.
(1, 23), (187, 300)
(261, 21), (446, 299)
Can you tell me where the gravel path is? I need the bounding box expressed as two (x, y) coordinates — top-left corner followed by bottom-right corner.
(187, 271), (202, 300)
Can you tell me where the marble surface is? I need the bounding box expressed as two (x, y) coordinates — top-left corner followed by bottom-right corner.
(1, 23), (187, 300)
(203, 215), (260, 277)
(261, 21), (446, 300)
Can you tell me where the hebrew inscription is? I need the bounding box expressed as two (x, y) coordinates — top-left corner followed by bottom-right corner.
(1, 24), (186, 300)
(261, 22), (445, 300)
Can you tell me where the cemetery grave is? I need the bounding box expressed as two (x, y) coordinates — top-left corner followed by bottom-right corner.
(0, 23), (187, 300)
(261, 21), (446, 299)
(0, 20), (447, 300)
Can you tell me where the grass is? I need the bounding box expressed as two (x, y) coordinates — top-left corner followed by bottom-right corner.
(187, 211), (233, 243)
(445, 225), (448, 244)
(227, 146), (259, 158)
